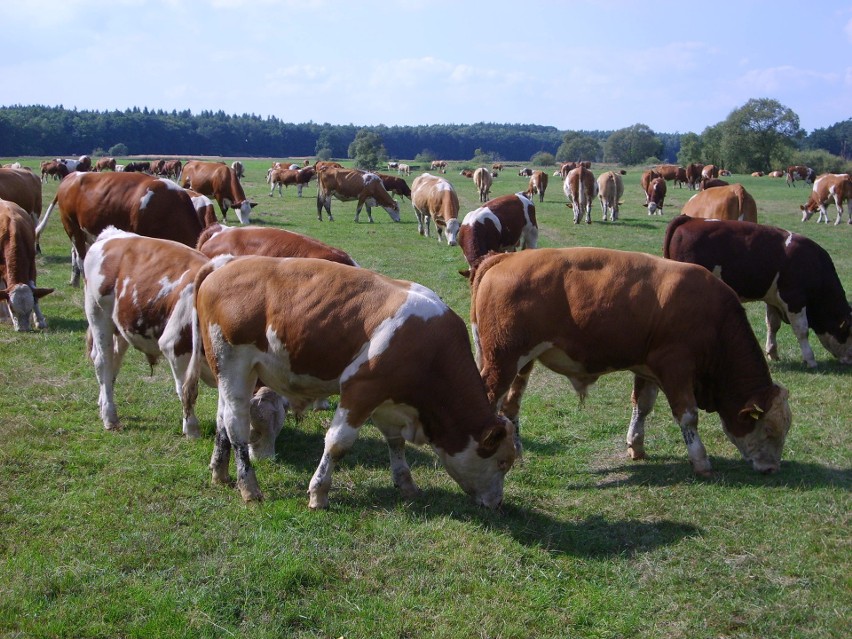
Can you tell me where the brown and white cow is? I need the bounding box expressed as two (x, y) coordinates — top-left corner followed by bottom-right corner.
(646, 177), (668, 215)
(460, 169), (474, 178)
(268, 167), (315, 198)
(410, 173), (460, 245)
(398, 163), (411, 176)
(492, 163), (504, 172)
(470, 247), (792, 475)
(751, 171), (765, 177)
(0, 199), (53, 331)
(184, 188), (218, 228)
(767, 170), (785, 178)
(189, 256), (517, 506)
(162, 160), (183, 179)
(701, 164), (719, 180)
(596, 170), (624, 222)
(686, 163), (704, 190)
(231, 160), (245, 180)
(430, 160), (448, 173)
(799, 173), (852, 224)
(458, 192), (538, 272)
(518, 167), (533, 177)
(36, 172), (204, 286)
(681, 183), (757, 222)
(0, 167), (42, 228)
(640, 169), (661, 203)
(558, 162), (578, 179)
(474, 167), (493, 202)
(316, 167), (400, 223)
(525, 170), (547, 203)
(664, 215), (852, 368)
(179, 160), (255, 223)
(378, 173), (412, 201)
(94, 157), (117, 172)
(786, 165), (816, 187)
(82, 228), (287, 441)
(564, 166), (598, 224)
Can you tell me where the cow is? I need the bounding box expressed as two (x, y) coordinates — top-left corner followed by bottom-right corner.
(94, 157), (116, 172)
(492, 163), (504, 172)
(751, 171), (765, 177)
(0, 199), (53, 331)
(656, 164), (687, 188)
(0, 167), (42, 229)
(767, 170), (785, 178)
(124, 161), (151, 173)
(179, 160), (255, 224)
(700, 178), (730, 190)
(40, 160), (69, 182)
(2, 162), (22, 169)
(719, 169), (732, 177)
(640, 169), (661, 203)
(410, 173), (460, 245)
(469, 247), (792, 475)
(525, 170), (547, 203)
(596, 170), (624, 222)
(387, 161), (399, 171)
(559, 162), (578, 179)
(149, 159), (166, 176)
(786, 165), (815, 187)
(646, 177), (667, 215)
(231, 160), (245, 180)
(162, 160), (183, 180)
(36, 172), (204, 286)
(268, 167), (315, 198)
(663, 215), (852, 368)
(460, 169), (474, 178)
(188, 256), (517, 506)
(398, 163), (411, 176)
(316, 168), (400, 223)
(474, 167), (493, 202)
(184, 188), (218, 228)
(701, 164), (719, 180)
(686, 163), (704, 190)
(800, 173), (852, 224)
(518, 167), (533, 177)
(681, 184), (757, 223)
(378, 173), (412, 201)
(458, 192), (537, 273)
(564, 166), (598, 224)
(82, 228), (287, 441)
(430, 160), (448, 173)
(196, 223), (358, 267)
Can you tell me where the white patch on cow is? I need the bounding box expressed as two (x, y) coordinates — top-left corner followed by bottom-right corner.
(461, 205), (501, 231)
(118, 276), (132, 301)
(785, 231), (794, 247)
(372, 401), (429, 446)
(711, 264), (723, 279)
(435, 179), (453, 192)
(139, 188), (155, 210)
(158, 178), (182, 191)
(155, 270), (192, 302)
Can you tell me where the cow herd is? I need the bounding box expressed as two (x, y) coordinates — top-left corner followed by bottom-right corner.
(1, 156), (850, 511)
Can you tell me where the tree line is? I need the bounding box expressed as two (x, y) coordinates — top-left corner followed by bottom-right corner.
(0, 101), (849, 174)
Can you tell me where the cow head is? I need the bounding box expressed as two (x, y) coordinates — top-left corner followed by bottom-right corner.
(445, 218), (460, 246)
(234, 200), (257, 225)
(434, 415), (516, 508)
(0, 283), (54, 331)
(816, 313), (852, 364)
(722, 384), (791, 473)
(383, 199), (401, 222)
(800, 202), (818, 222)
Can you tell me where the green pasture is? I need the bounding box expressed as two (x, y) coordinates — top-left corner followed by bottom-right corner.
(0, 157), (849, 638)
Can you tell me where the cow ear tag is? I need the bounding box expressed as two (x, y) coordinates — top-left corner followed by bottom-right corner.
(749, 404), (764, 420)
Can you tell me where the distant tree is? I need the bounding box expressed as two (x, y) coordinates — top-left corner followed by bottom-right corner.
(348, 129), (387, 170)
(676, 132), (702, 165)
(315, 147), (333, 161)
(603, 124), (662, 165)
(530, 151), (555, 166)
(699, 124), (724, 167)
(108, 142), (128, 156)
(804, 119), (852, 159)
(719, 98), (803, 172)
(556, 132), (602, 163)
(472, 148), (492, 165)
(415, 150), (435, 165)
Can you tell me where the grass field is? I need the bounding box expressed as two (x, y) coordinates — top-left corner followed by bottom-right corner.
(1, 157), (849, 638)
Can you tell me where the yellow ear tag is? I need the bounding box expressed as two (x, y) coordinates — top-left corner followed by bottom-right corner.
(749, 404), (764, 420)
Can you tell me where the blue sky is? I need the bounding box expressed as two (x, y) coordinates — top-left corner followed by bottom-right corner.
(3, 0), (850, 134)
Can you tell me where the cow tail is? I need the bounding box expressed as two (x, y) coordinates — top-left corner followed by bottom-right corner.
(662, 215), (692, 259)
(35, 194), (59, 240)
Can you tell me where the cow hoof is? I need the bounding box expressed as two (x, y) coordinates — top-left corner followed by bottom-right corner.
(627, 445), (646, 460)
(238, 481), (263, 503)
(308, 492), (329, 510)
(104, 422), (123, 432)
(211, 471), (234, 487)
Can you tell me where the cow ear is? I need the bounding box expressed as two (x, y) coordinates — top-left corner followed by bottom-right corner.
(478, 422), (507, 455)
(458, 268), (471, 279)
(33, 287), (54, 299)
(249, 202), (258, 208)
(738, 403), (765, 422)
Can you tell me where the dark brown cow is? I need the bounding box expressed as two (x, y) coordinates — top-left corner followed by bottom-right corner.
(460, 169), (474, 178)
(40, 160), (69, 182)
(681, 184), (757, 222)
(458, 192), (538, 272)
(470, 247), (792, 475)
(377, 173), (412, 201)
(410, 173), (461, 244)
(564, 166), (598, 224)
(36, 172), (204, 286)
(162, 160), (183, 179)
(686, 163), (704, 190)
(124, 161), (151, 173)
(656, 164), (687, 188)
(518, 167), (533, 177)
(316, 168), (400, 222)
(179, 160), (255, 223)
(664, 215), (852, 368)
(0, 199), (53, 331)
(525, 170), (548, 203)
(786, 165), (816, 187)
(646, 177), (667, 215)
(189, 256), (517, 505)
(149, 159), (166, 176)
(800, 173), (852, 224)
(94, 157), (117, 172)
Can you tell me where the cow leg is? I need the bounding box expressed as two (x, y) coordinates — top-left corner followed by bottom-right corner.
(788, 308), (818, 368)
(316, 193), (333, 221)
(86, 301), (121, 431)
(31, 294), (48, 330)
(765, 304), (783, 361)
(70, 245), (83, 287)
(832, 196), (843, 225)
(212, 377), (263, 501)
(308, 406), (361, 509)
(676, 408), (712, 475)
(818, 204), (828, 223)
(626, 376), (659, 460)
(209, 399), (233, 486)
(498, 360), (535, 456)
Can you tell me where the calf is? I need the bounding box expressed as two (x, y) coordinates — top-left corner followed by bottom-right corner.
(564, 166), (598, 224)
(411, 173), (461, 245)
(470, 247), (792, 475)
(316, 167), (400, 223)
(0, 199), (53, 331)
(458, 192), (538, 272)
(189, 256), (517, 506)
(664, 215), (852, 368)
(800, 173), (852, 224)
(474, 167), (493, 202)
(681, 183), (757, 222)
(596, 170), (624, 222)
(786, 165), (816, 187)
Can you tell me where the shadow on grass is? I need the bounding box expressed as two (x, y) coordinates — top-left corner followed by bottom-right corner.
(45, 316), (89, 333)
(769, 358), (852, 376)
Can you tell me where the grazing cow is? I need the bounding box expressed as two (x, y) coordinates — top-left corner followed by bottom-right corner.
(430, 160), (448, 173)
(162, 160), (183, 180)
(700, 178), (730, 190)
(460, 169), (474, 178)
(640, 169), (661, 203)
(786, 165), (815, 187)
(525, 170), (547, 203)
(492, 163), (504, 172)
(701, 164), (719, 180)
(458, 192), (538, 272)
(0, 167), (42, 228)
(470, 247), (792, 474)
(664, 216), (852, 368)
(564, 166), (598, 224)
(189, 256), (517, 506)
(316, 168), (400, 223)
(36, 172), (204, 286)
(387, 161), (399, 171)
(40, 160), (69, 182)
(0, 199), (53, 331)
(196, 223), (358, 267)
(686, 163), (704, 190)
(518, 167), (533, 177)
(596, 170), (624, 222)
(94, 157), (116, 172)
(268, 167), (315, 197)
(800, 173), (852, 224)
(656, 164), (687, 188)
(179, 160), (255, 224)
(124, 161), (151, 173)
(410, 173), (460, 244)
(767, 170), (784, 178)
(231, 160), (245, 180)
(474, 167), (493, 202)
(378, 173), (412, 201)
(646, 177), (667, 215)
(398, 163), (411, 176)
(149, 159), (166, 176)
(681, 184), (757, 223)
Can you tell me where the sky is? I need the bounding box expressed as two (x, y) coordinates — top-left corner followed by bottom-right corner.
(3, 0), (851, 135)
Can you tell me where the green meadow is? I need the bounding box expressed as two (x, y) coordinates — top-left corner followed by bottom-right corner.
(1, 157), (849, 638)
